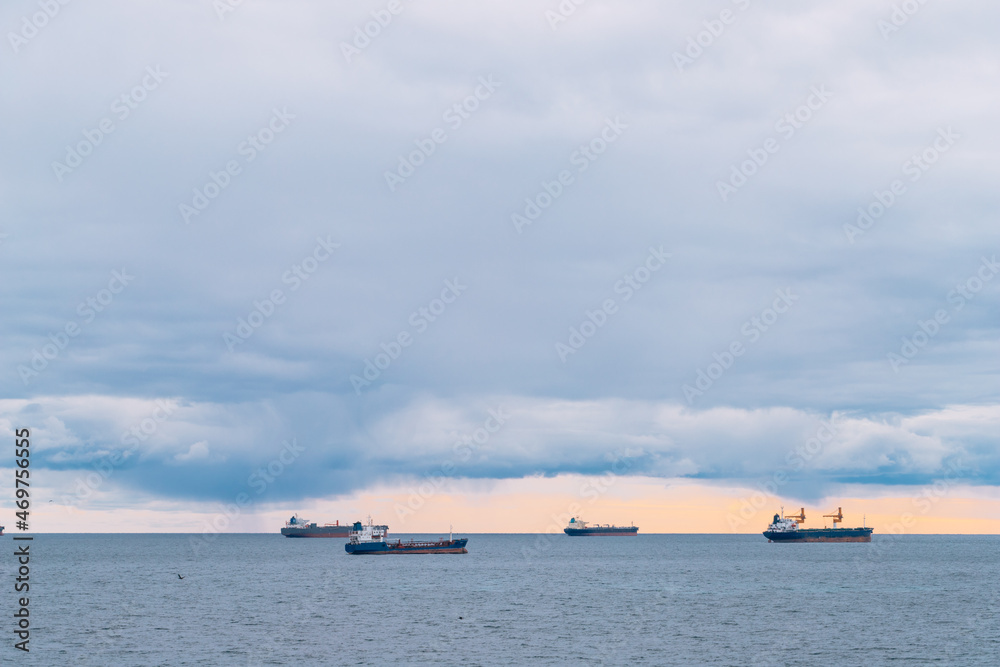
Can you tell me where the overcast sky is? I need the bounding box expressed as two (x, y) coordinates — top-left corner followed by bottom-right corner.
(2, 0), (998, 529)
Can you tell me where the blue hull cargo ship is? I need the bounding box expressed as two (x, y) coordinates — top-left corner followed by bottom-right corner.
(563, 517), (638, 536)
(344, 519), (468, 554)
(763, 507), (873, 543)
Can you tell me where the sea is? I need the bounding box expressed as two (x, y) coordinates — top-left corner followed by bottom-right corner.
(4, 533), (998, 666)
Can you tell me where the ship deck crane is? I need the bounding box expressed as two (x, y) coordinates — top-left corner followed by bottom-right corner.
(823, 507), (844, 528)
(783, 507), (806, 525)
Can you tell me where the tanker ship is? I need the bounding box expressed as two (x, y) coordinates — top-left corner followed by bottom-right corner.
(763, 507), (873, 543)
(280, 514), (352, 538)
(344, 519), (467, 554)
(563, 517), (638, 536)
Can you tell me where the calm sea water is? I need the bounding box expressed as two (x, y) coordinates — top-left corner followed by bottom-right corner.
(2, 534), (997, 665)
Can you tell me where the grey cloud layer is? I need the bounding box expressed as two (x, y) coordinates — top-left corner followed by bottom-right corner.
(0, 396), (993, 505)
(2, 0), (998, 505)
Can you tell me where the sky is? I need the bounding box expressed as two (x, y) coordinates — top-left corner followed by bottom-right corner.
(2, 0), (998, 533)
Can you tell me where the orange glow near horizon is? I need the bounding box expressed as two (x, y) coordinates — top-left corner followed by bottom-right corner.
(32, 475), (1000, 534)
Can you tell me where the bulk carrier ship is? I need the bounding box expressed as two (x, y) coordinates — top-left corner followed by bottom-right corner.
(763, 507), (873, 543)
(280, 514), (352, 538)
(344, 518), (468, 554)
(563, 517), (638, 536)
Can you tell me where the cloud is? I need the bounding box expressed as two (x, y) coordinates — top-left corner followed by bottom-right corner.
(2, 395), (995, 510)
(174, 441), (211, 463)
(2, 1), (998, 521)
